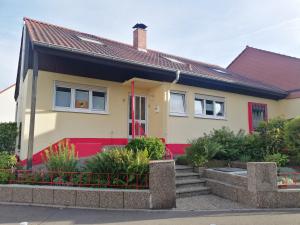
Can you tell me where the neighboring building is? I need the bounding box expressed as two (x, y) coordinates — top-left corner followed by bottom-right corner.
(0, 84), (16, 122)
(228, 46), (300, 119)
(15, 18), (296, 166)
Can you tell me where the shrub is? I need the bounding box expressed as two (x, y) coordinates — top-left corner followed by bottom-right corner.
(186, 136), (222, 167)
(264, 153), (289, 167)
(210, 127), (246, 161)
(126, 137), (165, 160)
(0, 152), (17, 184)
(176, 155), (189, 165)
(256, 117), (287, 154)
(239, 154), (252, 162)
(240, 133), (266, 161)
(85, 148), (149, 175)
(0, 122), (18, 153)
(284, 117), (300, 155)
(42, 141), (78, 172)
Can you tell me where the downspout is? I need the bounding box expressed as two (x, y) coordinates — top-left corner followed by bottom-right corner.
(172, 70), (180, 84)
(131, 80), (135, 139)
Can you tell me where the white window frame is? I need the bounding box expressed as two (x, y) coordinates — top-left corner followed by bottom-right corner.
(53, 81), (109, 114)
(169, 91), (187, 117)
(194, 94), (226, 120)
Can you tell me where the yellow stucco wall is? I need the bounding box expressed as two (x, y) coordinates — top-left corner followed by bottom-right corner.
(0, 85), (16, 122)
(278, 98), (300, 119)
(17, 69), (298, 159)
(164, 83), (283, 143)
(18, 70), (167, 159)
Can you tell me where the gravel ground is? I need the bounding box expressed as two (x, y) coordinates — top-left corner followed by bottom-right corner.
(176, 194), (250, 210)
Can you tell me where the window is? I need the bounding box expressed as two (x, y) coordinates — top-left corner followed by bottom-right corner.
(92, 91), (106, 111)
(75, 89), (89, 109)
(248, 102), (267, 132)
(163, 56), (185, 64)
(77, 36), (104, 45)
(194, 95), (225, 119)
(55, 87), (71, 108)
(54, 82), (108, 114)
(170, 92), (186, 116)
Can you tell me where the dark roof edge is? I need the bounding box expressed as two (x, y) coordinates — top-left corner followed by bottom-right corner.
(227, 46), (249, 69)
(32, 41), (288, 100)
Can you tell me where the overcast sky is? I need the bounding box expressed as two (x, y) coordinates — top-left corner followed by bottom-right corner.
(1, 0), (300, 91)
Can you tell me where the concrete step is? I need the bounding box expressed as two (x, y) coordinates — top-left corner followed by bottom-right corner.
(176, 178), (206, 188)
(175, 165), (194, 173)
(176, 172), (199, 180)
(176, 186), (211, 198)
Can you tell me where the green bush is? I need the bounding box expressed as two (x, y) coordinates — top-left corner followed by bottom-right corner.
(85, 148), (149, 175)
(0, 122), (18, 153)
(42, 141), (78, 172)
(126, 137), (165, 160)
(0, 152), (17, 183)
(239, 154), (252, 162)
(256, 117), (287, 154)
(240, 133), (266, 161)
(284, 117), (300, 155)
(210, 127), (246, 161)
(186, 136), (222, 167)
(264, 153), (289, 167)
(176, 155), (189, 165)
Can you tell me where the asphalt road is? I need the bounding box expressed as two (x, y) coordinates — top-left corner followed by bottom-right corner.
(1, 204), (300, 225)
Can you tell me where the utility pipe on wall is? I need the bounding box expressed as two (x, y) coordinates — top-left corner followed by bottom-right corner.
(131, 80), (135, 139)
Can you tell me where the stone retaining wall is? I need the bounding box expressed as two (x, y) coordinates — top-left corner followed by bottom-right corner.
(0, 160), (176, 209)
(205, 163), (300, 208)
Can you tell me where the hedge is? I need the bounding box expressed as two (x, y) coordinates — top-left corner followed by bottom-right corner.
(0, 122), (18, 152)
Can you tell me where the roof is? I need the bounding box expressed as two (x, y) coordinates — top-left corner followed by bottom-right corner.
(22, 18), (287, 99)
(0, 84), (15, 95)
(227, 46), (300, 99)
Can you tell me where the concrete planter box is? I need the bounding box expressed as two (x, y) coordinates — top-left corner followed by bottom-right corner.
(0, 160), (176, 209)
(193, 167), (205, 176)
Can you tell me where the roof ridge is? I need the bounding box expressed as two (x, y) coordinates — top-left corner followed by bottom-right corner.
(24, 17), (223, 69)
(246, 45), (300, 61)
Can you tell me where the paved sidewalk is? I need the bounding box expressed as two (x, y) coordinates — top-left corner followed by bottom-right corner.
(1, 204), (300, 225)
(176, 194), (249, 210)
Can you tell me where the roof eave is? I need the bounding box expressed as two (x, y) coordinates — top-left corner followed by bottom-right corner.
(32, 41), (288, 100)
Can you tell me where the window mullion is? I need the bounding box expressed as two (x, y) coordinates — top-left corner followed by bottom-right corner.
(71, 88), (75, 109)
(89, 90), (92, 111)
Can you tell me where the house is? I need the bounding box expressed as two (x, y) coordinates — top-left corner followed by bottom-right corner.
(228, 46), (300, 119)
(15, 18), (296, 167)
(0, 84), (16, 122)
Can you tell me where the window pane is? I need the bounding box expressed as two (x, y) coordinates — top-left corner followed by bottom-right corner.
(205, 100), (214, 115)
(55, 86), (71, 107)
(170, 93), (185, 113)
(92, 91), (105, 111)
(195, 98), (204, 115)
(129, 97), (132, 119)
(215, 101), (224, 117)
(135, 96), (140, 120)
(141, 97), (146, 120)
(75, 89), (89, 109)
(252, 104), (267, 130)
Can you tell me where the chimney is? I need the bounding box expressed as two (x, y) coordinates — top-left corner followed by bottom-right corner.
(133, 23), (147, 51)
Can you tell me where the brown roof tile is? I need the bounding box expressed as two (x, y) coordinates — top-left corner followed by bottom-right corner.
(228, 46), (300, 98)
(24, 18), (286, 94)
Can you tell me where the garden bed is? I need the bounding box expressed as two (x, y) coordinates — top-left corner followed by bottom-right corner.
(0, 169), (148, 189)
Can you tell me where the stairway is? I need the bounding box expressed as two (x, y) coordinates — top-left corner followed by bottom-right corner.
(175, 164), (211, 198)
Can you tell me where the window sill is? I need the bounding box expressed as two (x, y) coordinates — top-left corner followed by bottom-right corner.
(194, 115), (226, 120)
(169, 113), (188, 117)
(53, 108), (109, 115)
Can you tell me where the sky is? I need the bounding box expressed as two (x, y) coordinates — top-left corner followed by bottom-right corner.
(0, 0), (300, 91)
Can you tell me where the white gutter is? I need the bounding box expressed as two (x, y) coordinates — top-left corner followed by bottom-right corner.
(172, 70), (180, 84)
